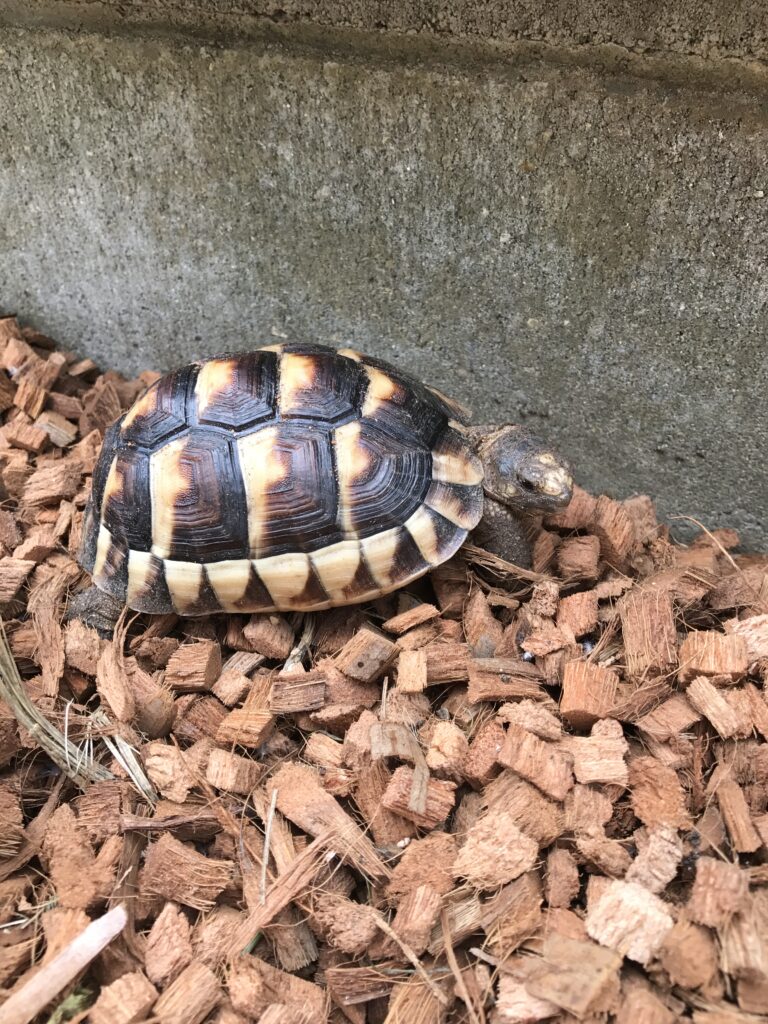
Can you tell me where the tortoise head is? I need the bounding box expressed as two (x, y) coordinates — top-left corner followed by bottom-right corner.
(477, 425), (573, 514)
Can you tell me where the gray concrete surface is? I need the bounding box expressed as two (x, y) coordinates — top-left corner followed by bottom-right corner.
(0, 11), (767, 548)
(9, 0), (768, 62)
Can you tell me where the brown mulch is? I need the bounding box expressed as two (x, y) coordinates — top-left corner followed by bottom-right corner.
(0, 312), (767, 1023)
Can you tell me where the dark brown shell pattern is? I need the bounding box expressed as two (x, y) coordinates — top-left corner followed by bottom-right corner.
(79, 343), (484, 615)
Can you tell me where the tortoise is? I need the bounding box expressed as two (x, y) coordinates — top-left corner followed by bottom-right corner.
(76, 343), (572, 622)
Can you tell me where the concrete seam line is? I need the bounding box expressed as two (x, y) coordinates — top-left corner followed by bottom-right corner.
(3, 1), (768, 98)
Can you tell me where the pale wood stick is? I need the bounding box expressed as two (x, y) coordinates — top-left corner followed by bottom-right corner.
(0, 904), (128, 1024)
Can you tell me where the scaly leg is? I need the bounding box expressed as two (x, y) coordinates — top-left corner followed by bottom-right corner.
(472, 496), (535, 569)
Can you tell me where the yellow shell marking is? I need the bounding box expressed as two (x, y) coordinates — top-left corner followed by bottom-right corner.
(337, 348), (363, 362)
(425, 481), (478, 529)
(278, 353), (317, 415)
(101, 455), (123, 509)
(121, 386), (158, 432)
(404, 506), (441, 564)
(310, 540), (362, 602)
(360, 527), (401, 589)
(334, 421), (371, 536)
(254, 552), (315, 608)
(150, 437), (193, 559)
(361, 366), (400, 418)
(206, 559), (253, 609)
(126, 550), (154, 605)
(194, 358), (238, 414)
(236, 426), (289, 557)
(163, 560), (203, 613)
(432, 447), (483, 487)
(92, 524), (114, 581)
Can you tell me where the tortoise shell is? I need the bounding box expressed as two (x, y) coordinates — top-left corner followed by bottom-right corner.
(79, 343), (484, 615)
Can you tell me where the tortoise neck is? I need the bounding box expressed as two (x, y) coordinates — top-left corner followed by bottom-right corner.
(465, 423), (525, 453)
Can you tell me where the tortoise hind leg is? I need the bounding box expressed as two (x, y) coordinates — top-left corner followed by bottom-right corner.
(65, 585), (124, 638)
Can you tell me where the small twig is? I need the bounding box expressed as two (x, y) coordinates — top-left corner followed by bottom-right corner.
(0, 897), (57, 934)
(462, 542), (552, 584)
(468, 947), (500, 968)
(670, 515), (739, 570)
(109, 800), (150, 964)
(441, 909), (485, 1024)
(90, 709), (156, 805)
(371, 911), (449, 1006)
(228, 834), (330, 956)
(63, 700), (72, 771)
(283, 614), (317, 671)
(260, 787), (278, 906)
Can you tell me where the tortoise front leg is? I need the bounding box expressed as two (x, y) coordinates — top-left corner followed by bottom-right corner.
(473, 496), (535, 569)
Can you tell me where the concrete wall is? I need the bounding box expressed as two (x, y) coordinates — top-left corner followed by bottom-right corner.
(10, 1), (768, 62)
(1, 2), (767, 547)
